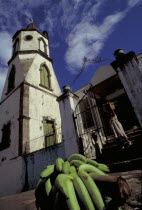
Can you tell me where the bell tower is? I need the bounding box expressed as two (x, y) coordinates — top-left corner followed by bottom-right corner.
(0, 23), (62, 158)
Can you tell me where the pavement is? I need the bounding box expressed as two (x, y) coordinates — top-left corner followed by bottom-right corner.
(0, 190), (36, 210)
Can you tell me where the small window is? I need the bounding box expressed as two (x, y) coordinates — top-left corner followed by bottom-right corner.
(43, 120), (55, 147)
(7, 65), (15, 94)
(40, 65), (51, 89)
(39, 38), (47, 54)
(0, 122), (11, 151)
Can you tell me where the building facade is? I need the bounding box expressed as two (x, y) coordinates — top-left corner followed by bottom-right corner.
(0, 23), (64, 197)
(73, 50), (142, 162)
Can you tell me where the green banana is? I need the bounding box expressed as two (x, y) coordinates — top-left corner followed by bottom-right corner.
(55, 174), (80, 210)
(70, 160), (85, 168)
(55, 158), (64, 172)
(78, 170), (105, 210)
(89, 173), (118, 183)
(79, 164), (107, 176)
(45, 178), (52, 196)
(67, 154), (87, 163)
(98, 164), (110, 173)
(40, 164), (54, 178)
(69, 166), (78, 176)
(87, 158), (99, 167)
(62, 161), (70, 174)
(71, 173), (95, 210)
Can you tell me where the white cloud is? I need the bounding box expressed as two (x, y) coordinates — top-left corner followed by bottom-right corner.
(65, 10), (126, 72)
(0, 0), (141, 76)
(81, 0), (105, 22)
(99, 11), (126, 39)
(64, 0), (142, 73)
(128, 0), (142, 7)
(0, 32), (12, 65)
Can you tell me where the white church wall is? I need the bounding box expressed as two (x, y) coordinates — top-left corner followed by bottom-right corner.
(29, 86), (62, 153)
(1, 56), (25, 102)
(24, 54), (61, 96)
(20, 31), (49, 56)
(0, 23), (65, 198)
(0, 88), (20, 160)
(20, 31), (38, 51)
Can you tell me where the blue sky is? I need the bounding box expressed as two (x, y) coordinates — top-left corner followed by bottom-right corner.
(0, 0), (142, 97)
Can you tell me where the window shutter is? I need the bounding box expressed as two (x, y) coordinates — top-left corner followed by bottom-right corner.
(43, 121), (55, 147)
(40, 66), (50, 88)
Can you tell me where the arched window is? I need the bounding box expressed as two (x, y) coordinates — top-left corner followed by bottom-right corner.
(13, 38), (19, 54)
(7, 65), (15, 93)
(40, 64), (51, 89)
(39, 38), (47, 54)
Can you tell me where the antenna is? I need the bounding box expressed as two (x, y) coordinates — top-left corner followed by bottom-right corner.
(29, 18), (33, 23)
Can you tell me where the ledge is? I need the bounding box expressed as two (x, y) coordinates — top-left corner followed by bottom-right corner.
(8, 50), (53, 65)
(39, 84), (53, 91)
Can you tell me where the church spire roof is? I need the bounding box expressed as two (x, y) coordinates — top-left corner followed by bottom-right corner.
(26, 22), (38, 30)
(12, 22), (48, 41)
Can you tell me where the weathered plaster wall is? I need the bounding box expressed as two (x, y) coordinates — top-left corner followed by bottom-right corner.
(0, 143), (66, 198)
(29, 86), (62, 153)
(20, 51), (62, 153)
(0, 156), (24, 198)
(24, 53), (61, 96)
(13, 31), (50, 56)
(59, 94), (79, 158)
(0, 88), (20, 159)
(1, 56), (25, 101)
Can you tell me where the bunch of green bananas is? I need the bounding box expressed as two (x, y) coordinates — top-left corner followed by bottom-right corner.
(35, 154), (127, 210)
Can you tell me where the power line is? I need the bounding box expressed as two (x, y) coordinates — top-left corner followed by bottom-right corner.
(71, 57), (113, 88)
(27, 126), (62, 143)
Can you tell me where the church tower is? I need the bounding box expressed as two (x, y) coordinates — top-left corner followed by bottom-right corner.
(0, 23), (62, 159)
